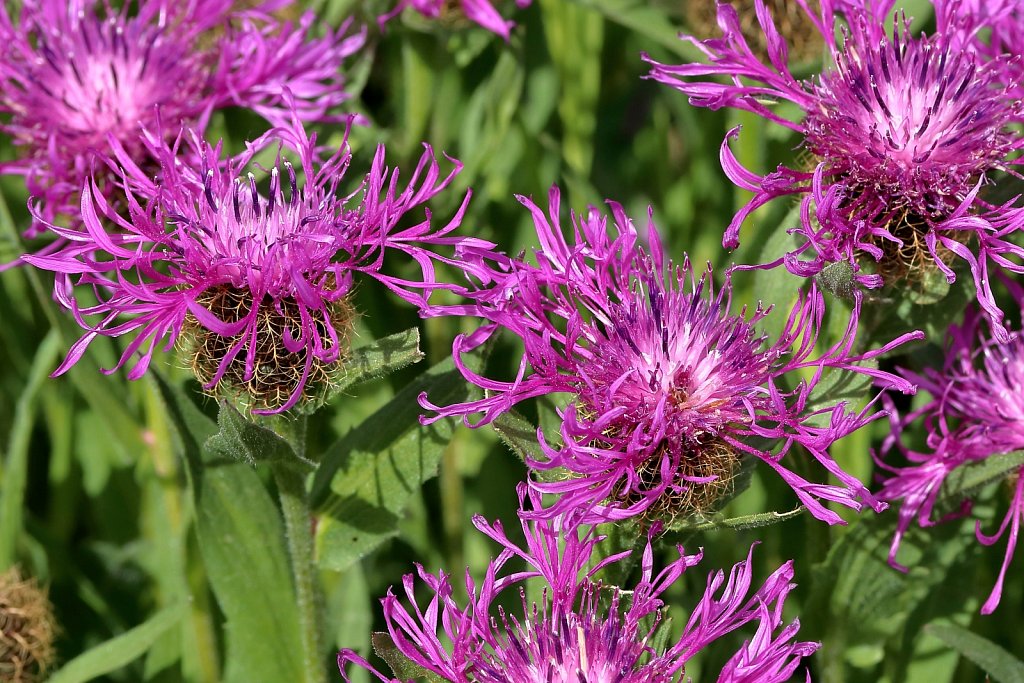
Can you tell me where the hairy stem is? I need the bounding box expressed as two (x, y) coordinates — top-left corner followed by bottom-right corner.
(271, 416), (324, 683)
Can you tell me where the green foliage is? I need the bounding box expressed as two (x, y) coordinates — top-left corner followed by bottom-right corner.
(156, 376), (306, 683)
(926, 623), (1024, 683)
(313, 356), (475, 572)
(47, 603), (187, 683)
(2, 1), (1022, 681)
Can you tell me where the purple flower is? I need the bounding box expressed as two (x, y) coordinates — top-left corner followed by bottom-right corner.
(338, 486), (818, 683)
(875, 284), (1024, 614)
(420, 187), (922, 525)
(645, 2), (1024, 342)
(0, 0), (365, 236)
(21, 113), (483, 414)
(380, 0), (532, 41)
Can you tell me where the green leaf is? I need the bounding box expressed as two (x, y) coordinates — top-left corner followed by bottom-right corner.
(47, 602), (186, 683)
(153, 374), (306, 683)
(936, 450), (1024, 510)
(312, 357), (476, 572)
(326, 328), (425, 400)
(538, 0), (603, 176)
(806, 505), (979, 679)
(371, 632), (448, 683)
(283, 327), (425, 417)
(575, 0), (705, 60)
(926, 622), (1024, 683)
(204, 401), (298, 467)
(491, 408), (545, 464)
(748, 207), (803, 341)
(0, 329), (60, 569)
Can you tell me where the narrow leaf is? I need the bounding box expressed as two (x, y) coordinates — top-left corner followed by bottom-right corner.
(154, 374), (305, 683)
(47, 602), (186, 683)
(0, 329), (61, 568)
(926, 622), (1024, 683)
(491, 409), (545, 464)
(668, 507), (806, 534)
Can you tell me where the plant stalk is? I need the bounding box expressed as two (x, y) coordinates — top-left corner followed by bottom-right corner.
(271, 416), (324, 683)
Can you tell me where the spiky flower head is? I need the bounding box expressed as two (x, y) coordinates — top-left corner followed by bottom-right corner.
(338, 486), (818, 683)
(875, 282), (1024, 614)
(380, 0), (532, 40)
(22, 113), (485, 414)
(0, 0), (365, 237)
(421, 187), (921, 525)
(0, 567), (57, 683)
(645, 1), (1024, 341)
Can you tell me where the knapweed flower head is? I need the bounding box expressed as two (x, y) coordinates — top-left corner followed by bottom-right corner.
(0, 0), (365, 236)
(338, 485), (818, 683)
(0, 567), (57, 683)
(421, 186), (922, 525)
(380, 0), (532, 41)
(645, 2), (1024, 342)
(875, 283), (1024, 614)
(22, 113), (483, 414)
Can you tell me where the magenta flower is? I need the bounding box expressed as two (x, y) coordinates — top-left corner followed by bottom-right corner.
(875, 285), (1024, 614)
(421, 187), (922, 525)
(645, 2), (1024, 342)
(0, 0), (365, 236)
(380, 0), (532, 41)
(338, 486), (818, 683)
(21, 114), (484, 414)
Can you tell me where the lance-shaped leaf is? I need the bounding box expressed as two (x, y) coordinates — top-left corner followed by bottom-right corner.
(926, 622), (1024, 683)
(153, 374), (305, 683)
(312, 356), (478, 572)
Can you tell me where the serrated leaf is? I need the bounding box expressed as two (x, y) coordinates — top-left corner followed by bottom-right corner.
(47, 602), (186, 683)
(153, 374), (305, 683)
(936, 450), (1024, 509)
(204, 401), (297, 466)
(336, 328), (424, 393)
(371, 632), (448, 683)
(312, 357), (477, 571)
(926, 622), (1024, 683)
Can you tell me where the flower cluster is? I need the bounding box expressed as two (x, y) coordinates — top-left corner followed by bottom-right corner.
(23, 114), (484, 413)
(876, 281), (1024, 614)
(381, 0), (532, 40)
(422, 187), (922, 525)
(646, 0), (1024, 341)
(0, 0), (364, 236)
(338, 486), (817, 683)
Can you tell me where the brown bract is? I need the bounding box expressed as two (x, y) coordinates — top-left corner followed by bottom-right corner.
(0, 568), (57, 683)
(686, 0), (823, 65)
(182, 286), (357, 413)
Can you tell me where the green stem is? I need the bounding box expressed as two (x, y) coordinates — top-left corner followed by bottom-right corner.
(271, 416), (324, 683)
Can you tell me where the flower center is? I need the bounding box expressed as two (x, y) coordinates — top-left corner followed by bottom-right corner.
(189, 164), (337, 295)
(806, 25), (1017, 215)
(470, 593), (670, 683)
(578, 278), (770, 441)
(182, 286), (355, 413)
